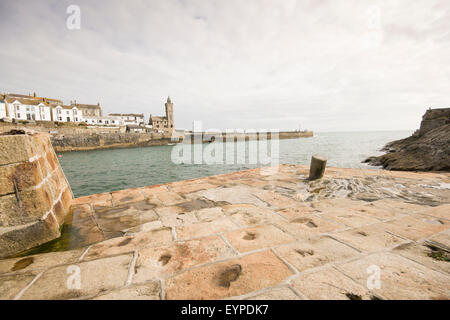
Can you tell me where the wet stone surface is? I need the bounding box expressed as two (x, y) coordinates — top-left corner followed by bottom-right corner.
(0, 164), (449, 299)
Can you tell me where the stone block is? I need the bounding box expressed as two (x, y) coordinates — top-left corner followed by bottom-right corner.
(223, 225), (295, 253)
(0, 272), (37, 300)
(133, 236), (235, 282)
(292, 266), (373, 300)
(222, 204), (284, 227)
(92, 282), (161, 300)
(0, 161), (43, 196)
(0, 214), (61, 259)
(0, 183), (53, 227)
(331, 224), (407, 252)
(170, 182), (217, 194)
(381, 215), (449, 241)
(337, 252), (450, 299)
(319, 208), (381, 227)
(392, 242), (450, 274)
(165, 250), (293, 299)
(111, 188), (144, 206)
(83, 228), (173, 260)
(275, 236), (360, 272)
(0, 249), (83, 275)
(60, 186), (72, 209)
(244, 286), (302, 300)
(0, 135), (33, 166)
(176, 217), (237, 241)
(274, 216), (345, 239)
(19, 254), (133, 299)
(72, 192), (112, 207)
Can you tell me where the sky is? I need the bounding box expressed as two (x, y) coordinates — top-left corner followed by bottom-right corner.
(0, 0), (449, 132)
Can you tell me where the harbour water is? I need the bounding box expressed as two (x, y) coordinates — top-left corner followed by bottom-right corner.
(59, 131), (412, 198)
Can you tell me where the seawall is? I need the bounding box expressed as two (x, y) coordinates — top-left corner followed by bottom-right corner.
(51, 132), (174, 152)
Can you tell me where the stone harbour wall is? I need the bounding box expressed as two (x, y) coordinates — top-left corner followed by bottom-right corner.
(51, 132), (175, 152)
(0, 132), (72, 258)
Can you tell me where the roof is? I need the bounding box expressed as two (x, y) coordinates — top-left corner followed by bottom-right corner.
(109, 113), (144, 117)
(150, 116), (167, 121)
(3, 93), (63, 104)
(72, 103), (101, 110)
(5, 97), (49, 106)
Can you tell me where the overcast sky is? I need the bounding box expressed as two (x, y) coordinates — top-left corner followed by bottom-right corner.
(0, 0), (449, 131)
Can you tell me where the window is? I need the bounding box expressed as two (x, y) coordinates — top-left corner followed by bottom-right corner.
(75, 118), (78, 122)
(58, 116), (62, 121)
(17, 113), (21, 118)
(57, 109), (61, 114)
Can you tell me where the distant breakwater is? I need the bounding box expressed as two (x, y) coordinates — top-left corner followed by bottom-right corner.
(185, 131), (313, 143)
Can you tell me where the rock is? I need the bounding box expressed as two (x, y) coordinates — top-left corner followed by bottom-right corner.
(365, 108), (450, 171)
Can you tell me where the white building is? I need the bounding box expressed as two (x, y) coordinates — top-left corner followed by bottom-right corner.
(109, 113), (145, 126)
(82, 116), (123, 126)
(2, 97), (53, 121)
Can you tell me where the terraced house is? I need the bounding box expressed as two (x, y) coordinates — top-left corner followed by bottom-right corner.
(0, 92), (117, 125)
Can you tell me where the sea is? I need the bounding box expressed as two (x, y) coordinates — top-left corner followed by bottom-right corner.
(59, 130), (412, 198)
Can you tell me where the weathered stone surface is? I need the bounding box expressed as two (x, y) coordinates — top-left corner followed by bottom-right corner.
(158, 210), (198, 227)
(337, 253), (450, 299)
(94, 203), (158, 232)
(2, 163), (449, 299)
(83, 228), (173, 260)
(275, 216), (345, 239)
(0, 249), (83, 275)
(292, 267), (374, 300)
(72, 192), (112, 207)
(0, 135), (33, 166)
(133, 236), (235, 282)
(0, 161), (43, 196)
(170, 182), (216, 194)
(194, 207), (226, 222)
(276, 205), (317, 220)
(92, 281), (161, 300)
(244, 286), (301, 300)
(192, 186), (268, 207)
(0, 214), (61, 259)
(165, 250), (293, 300)
(275, 236), (360, 272)
(19, 254), (133, 299)
(223, 204), (283, 227)
(319, 208), (381, 228)
(224, 225), (295, 253)
(419, 204), (450, 220)
(176, 217), (237, 241)
(381, 215), (449, 241)
(392, 242), (450, 274)
(0, 272), (37, 300)
(332, 224), (407, 252)
(155, 191), (185, 206)
(111, 188), (144, 206)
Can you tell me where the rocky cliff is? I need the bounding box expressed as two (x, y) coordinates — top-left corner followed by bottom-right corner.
(364, 108), (450, 171)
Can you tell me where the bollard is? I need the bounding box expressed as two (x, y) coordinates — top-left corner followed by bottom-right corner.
(309, 155), (327, 180)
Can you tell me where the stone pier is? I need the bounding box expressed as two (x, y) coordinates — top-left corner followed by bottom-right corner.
(0, 132), (72, 258)
(0, 162), (449, 299)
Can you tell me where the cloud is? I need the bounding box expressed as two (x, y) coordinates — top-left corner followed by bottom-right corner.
(0, 0), (449, 132)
